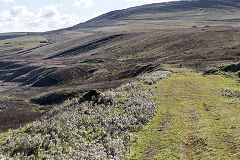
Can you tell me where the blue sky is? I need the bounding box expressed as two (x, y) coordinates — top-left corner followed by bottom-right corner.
(0, 0), (178, 33)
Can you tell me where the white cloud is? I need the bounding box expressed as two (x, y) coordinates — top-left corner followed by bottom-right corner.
(74, 0), (93, 8)
(0, 4), (83, 33)
(0, 0), (15, 3)
(11, 5), (33, 17)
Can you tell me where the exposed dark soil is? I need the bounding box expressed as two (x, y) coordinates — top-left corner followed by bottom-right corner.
(0, 108), (41, 132)
(220, 62), (240, 72)
(31, 90), (81, 105)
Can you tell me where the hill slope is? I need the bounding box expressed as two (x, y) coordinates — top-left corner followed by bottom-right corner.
(70, 0), (240, 32)
(0, 0), (240, 139)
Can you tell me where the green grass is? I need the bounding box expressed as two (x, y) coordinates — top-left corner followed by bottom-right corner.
(0, 35), (48, 53)
(126, 67), (240, 159)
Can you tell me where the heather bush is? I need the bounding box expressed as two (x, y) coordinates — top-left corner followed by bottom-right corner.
(0, 153), (12, 160)
(222, 88), (240, 98)
(115, 81), (139, 92)
(0, 71), (171, 159)
(139, 71), (172, 85)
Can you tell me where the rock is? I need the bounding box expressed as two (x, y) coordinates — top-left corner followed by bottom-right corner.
(0, 105), (6, 110)
(79, 90), (100, 103)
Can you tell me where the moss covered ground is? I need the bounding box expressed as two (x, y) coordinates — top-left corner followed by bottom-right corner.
(126, 67), (240, 159)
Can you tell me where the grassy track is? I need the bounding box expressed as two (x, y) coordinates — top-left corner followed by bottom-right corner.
(126, 67), (240, 159)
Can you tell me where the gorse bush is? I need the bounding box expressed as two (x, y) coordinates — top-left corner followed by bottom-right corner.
(0, 71), (171, 159)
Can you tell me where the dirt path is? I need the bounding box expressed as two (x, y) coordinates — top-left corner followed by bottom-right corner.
(126, 68), (240, 159)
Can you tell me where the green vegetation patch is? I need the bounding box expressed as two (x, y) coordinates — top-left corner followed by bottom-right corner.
(0, 35), (48, 53)
(126, 67), (240, 159)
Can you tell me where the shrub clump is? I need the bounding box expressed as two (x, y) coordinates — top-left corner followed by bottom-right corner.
(138, 71), (172, 85)
(203, 63), (240, 78)
(222, 88), (240, 99)
(0, 71), (171, 159)
(0, 153), (11, 160)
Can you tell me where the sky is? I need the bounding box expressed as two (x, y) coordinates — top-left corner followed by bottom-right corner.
(0, 0), (178, 33)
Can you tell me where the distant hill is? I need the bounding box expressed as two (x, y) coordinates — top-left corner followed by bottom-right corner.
(69, 0), (240, 32)
(0, 33), (36, 41)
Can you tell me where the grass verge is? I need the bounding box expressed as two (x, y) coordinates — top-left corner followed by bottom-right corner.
(126, 67), (240, 159)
